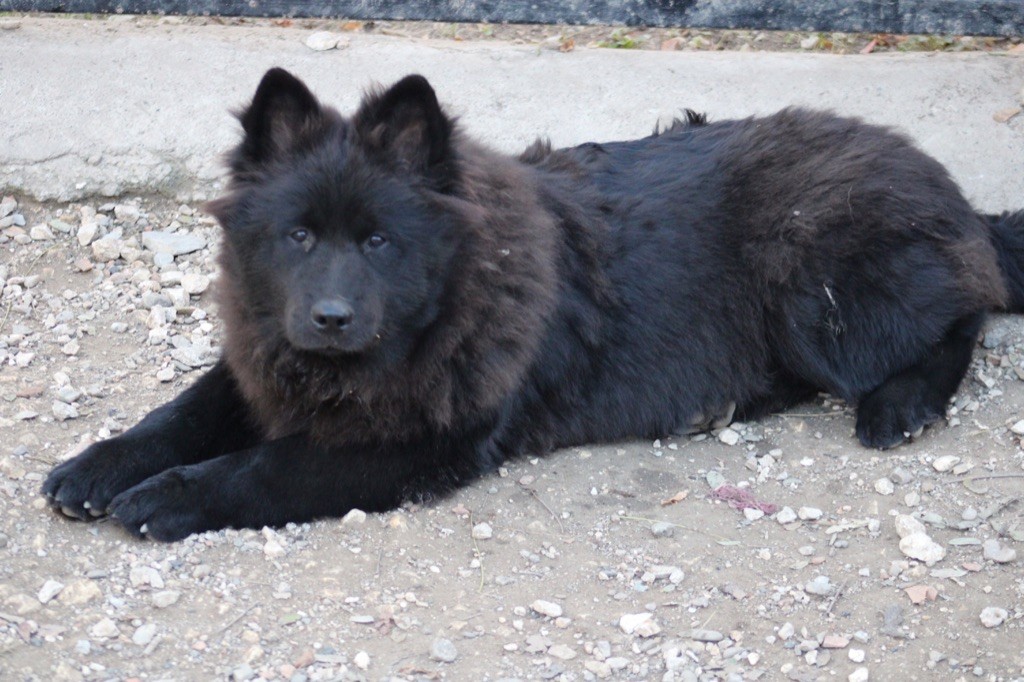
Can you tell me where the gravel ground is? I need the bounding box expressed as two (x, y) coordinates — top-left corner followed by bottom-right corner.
(1, 191), (1023, 682)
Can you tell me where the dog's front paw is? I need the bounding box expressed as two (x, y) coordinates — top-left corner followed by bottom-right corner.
(42, 438), (154, 521)
(109, 468), (216, 542)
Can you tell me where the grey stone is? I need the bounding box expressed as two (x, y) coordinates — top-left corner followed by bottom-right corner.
(141, 230), (206, 256)
(340, 508), (366, 525)
(29, 223), (54, 240)
(689, 628), (724, 642)
(57, 386), (82, 403)
(89, 617), (119, 639)
(153, 252), (175, 269)
(430, 637), (458, 662)
(530, 599), (563, 618)
(132, 623), (157, 645)
(305, 31), (348, 51)
(900, 533), (946, 564)
(982, 328), (1007, 349)
(982, 539), (1017, 563)
(651, 521), (675, 538)
(129, 566), (164, 589)
(151, 590), (180, 608)
(231, 664), (255, 681)
(776, 506), (798, 524)
(37, 579), (64, 604)
(50, 218), (73, 233)
(52, 401), (78, 421)
(114, 204), (141, 221)
(77, 221), (98, 246)
(805, 575), (832, 596)
(91, 232), (123, 261)
(141, 291), (173, 309)
(170, 345), (206, 368)
(181, 273), (211, 294)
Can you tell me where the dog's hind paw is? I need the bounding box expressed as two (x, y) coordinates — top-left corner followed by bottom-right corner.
(855, 381), (942, 449)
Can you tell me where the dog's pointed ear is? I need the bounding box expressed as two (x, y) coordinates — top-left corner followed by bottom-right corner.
(237, 68), (322, 164)
(354, 75), (453, 171)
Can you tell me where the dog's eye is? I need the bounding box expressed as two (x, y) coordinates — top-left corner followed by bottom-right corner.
(366, 233), (388, 249)
(290, 228), (309, 244)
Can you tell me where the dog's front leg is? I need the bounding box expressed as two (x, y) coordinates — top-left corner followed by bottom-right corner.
(42, 359), (261, 521)
(107, 430), (493, 541)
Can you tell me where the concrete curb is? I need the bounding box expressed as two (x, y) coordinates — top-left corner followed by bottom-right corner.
(3, 0), (1023, 36)
(1, 16), (1022, 210)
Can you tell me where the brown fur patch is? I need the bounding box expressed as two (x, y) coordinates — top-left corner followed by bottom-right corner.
(216, 133), (559, 445)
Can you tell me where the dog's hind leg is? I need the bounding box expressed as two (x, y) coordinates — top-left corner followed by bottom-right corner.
(735, 368), (818, 422)
(854, 312), (984, 449)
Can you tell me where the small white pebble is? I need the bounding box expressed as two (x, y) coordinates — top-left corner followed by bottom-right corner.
(717, 428), (740, 446)
(931, 455), (960, 472)
(980, 606), (1008, 628)
(341, 508), (367, 525)
(798, 507), (823, 521)
(776, 507), (797, 524)
(37, 580), (64, 604)
(619, 612), (661, 637)
(849, 667), (870, 682)
(530, 599), (563, 618)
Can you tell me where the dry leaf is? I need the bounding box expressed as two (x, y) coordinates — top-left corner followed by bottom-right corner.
(661, 489), (689, 506)
(15, 384), (45, 398)
(904, 584), (937, 605)
(993, 107), (1022, 123)
(860, 38), (878, 54)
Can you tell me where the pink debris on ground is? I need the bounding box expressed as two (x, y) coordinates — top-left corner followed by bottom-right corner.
(710, 485), (779, 515)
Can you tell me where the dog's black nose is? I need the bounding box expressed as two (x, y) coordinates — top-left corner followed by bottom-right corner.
(311, 299), (354, 332)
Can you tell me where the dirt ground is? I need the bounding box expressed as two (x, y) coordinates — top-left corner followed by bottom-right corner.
(1, 44), (1024, 679)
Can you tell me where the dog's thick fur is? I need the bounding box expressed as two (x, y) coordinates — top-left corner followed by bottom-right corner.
(43, 69), (1024, 540)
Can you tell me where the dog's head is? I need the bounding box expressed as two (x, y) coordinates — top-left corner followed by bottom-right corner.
(208, 69), (462, 366)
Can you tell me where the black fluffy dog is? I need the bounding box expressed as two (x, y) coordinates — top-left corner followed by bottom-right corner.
(43, 69), (1024, 540)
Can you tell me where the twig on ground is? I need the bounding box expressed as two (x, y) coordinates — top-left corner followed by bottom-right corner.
(215, 604), (257, 635)
(525, 487), (565, 533)
(825, 579), (849, 617)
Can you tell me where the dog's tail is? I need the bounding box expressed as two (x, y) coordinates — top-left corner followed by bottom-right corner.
(987, 210), (1024, 313)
